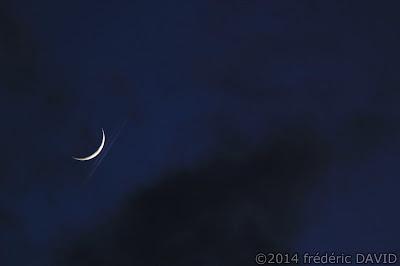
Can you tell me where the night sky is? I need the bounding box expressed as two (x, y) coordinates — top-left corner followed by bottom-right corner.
(1, 1), (400, 265)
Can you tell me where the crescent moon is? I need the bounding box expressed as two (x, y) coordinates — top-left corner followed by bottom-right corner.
(73, 129), (105, 161)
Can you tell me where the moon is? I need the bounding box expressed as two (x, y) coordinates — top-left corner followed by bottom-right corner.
(73, 129), (105, 161)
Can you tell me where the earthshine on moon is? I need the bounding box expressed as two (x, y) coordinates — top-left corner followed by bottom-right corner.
(73, 129), (105, 161)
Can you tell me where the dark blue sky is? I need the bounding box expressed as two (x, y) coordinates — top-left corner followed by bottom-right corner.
(1, 1), (400, 265)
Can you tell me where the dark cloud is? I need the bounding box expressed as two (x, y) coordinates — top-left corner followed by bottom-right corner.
(57, 123), (331, 265)
(338, 112), (400, 162)
(0, 0), (39, 98)
(0, 207), (28, 266)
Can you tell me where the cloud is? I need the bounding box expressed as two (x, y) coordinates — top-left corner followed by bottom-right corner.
(57, 123), (331, 265)
(0, 0), (39, 97)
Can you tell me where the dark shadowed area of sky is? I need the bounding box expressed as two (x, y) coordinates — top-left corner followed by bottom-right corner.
(1, 1), (400, 265)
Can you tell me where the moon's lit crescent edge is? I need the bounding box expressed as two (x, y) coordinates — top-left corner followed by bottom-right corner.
(72, 128), (105, 161)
